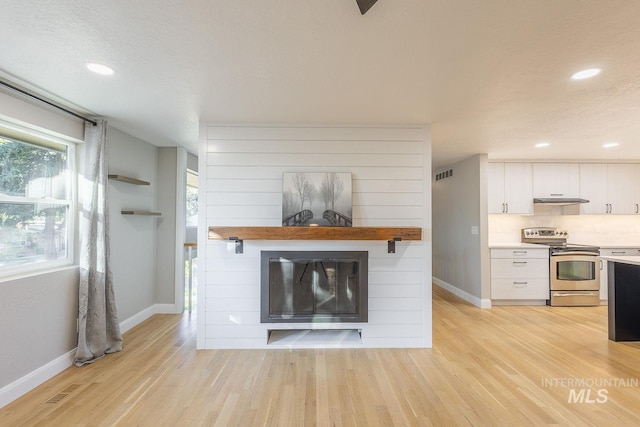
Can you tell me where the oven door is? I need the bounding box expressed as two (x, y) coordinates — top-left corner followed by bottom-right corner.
(550, 252), (600, 291)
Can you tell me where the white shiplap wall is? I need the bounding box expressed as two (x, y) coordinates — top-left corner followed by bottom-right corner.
(198, 125), (432, 349)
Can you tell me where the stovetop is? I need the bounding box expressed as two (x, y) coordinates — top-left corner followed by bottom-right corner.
(521, 227), (599, 254)
(548, 242), (600, 254)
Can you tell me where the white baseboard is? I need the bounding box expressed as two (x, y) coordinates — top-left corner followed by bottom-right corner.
(1, 303), (182, 409)
(0, 349), (75, 409)
(433, 277), (491, 309)
(119, 305), (156, 334)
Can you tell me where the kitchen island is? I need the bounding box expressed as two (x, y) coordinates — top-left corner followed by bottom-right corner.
(599, 255), (640, 341)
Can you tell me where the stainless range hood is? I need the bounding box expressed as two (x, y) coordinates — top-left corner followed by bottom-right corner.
(533, 198), (589, 206)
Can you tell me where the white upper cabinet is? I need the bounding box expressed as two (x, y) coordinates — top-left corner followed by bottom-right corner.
(488, 162), (533, 214)
(580, 164), (640, 214)
(579, 164), (608, 214)
(532, 163), (580, 198)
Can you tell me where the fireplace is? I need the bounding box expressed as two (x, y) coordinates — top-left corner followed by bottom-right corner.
(261, 251), (368, 323)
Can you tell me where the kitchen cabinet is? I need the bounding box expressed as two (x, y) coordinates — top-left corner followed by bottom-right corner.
(488, 162), (533, 214)
(599, 248), (640, 301)
(491, 247), (549, 302)
(579, 164), (640, 214)
(533, 163), (580, 199)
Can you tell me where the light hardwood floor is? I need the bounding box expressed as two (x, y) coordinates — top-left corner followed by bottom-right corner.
(2, 286), (640, 426)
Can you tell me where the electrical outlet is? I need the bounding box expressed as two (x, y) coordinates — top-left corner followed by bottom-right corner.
(471, 226), (479, 235)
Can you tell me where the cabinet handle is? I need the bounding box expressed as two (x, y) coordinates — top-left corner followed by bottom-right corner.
(611, 251), (626, 255)
(512, 250), (528, 255)
(636, 203), (639, 214)
(599, 260), (603, 270)
(550, 193), (564, 197)
(512, 261), (528, 266)
(513, 281), (528, 287)
(505, 203), (509, 213)
(502, 203), (506, 213)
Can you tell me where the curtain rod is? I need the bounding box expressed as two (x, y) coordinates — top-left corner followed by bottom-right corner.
(0, 79), (97, 126)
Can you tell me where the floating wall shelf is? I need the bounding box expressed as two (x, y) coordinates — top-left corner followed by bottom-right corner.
(208, 226), (422, 254)
(121, 210), (161, 216)
(108, 174), (150, 185)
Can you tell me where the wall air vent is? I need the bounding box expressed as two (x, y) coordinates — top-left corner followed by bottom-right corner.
(435, 169), (453, 181)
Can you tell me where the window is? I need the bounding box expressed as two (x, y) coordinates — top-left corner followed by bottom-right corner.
(0, 130), (74, 276)
(186, 170), (198, 228)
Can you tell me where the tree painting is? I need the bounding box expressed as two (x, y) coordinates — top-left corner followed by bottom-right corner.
(290, 172), (315, 210)
(320, 172), (344, 211)
(282, 172), (351, 227)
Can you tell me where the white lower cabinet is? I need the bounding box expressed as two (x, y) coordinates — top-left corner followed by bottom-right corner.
(599, 248), (640, 301)
(491, 248), (549, 302)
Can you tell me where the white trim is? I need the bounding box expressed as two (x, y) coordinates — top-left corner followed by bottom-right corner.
(0, 348), (75, 409)
(119, 303), (180, 332)
(174, 147), (187, 315)
(119, 305), (156, 333)
(433, 277), (492, 309)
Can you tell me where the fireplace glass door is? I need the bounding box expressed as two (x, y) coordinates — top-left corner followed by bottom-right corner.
(261, 251), (368, 323)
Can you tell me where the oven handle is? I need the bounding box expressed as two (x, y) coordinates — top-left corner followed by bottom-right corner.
(551, 251), (599, 257)
(552, 292), (598, 297)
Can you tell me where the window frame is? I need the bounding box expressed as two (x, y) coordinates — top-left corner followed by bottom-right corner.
(0, 122), (77, 280)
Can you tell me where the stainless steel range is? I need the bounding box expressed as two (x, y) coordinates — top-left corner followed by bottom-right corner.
(521, 227), (600, 306)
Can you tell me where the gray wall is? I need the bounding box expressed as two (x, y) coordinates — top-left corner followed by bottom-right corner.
(107, 127), (160, 320)
(432, 154), (489, 306)
(0, 268), (78, 389)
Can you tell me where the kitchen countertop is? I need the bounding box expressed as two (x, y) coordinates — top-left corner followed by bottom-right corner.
(599, 256), (640, 266)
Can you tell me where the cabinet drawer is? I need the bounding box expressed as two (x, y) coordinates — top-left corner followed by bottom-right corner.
(600, 248), (640, 257)
(491, 279), (550, 299)
(490, 248), (549, 259)
(490, 259), (549, 279)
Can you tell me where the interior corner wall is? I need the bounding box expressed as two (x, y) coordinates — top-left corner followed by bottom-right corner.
(106, 127), (160, 320)
(156, 147), (186, 311)
(432, 154), (488, 307)
(198, 124), (432, 349)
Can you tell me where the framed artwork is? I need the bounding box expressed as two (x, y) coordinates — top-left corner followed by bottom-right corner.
(282, 172), (352, 227)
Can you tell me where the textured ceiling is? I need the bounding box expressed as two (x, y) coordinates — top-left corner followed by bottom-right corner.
(1, 0), (640, 169)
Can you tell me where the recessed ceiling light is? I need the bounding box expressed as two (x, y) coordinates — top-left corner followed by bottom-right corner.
(86, 62), (115, 76)
(535, 142), (550, 148)
(603, 142), (619, 148)
(571, 68), (601, 80)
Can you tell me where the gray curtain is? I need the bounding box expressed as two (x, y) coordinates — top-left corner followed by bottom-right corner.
(75, 119), (123, 367)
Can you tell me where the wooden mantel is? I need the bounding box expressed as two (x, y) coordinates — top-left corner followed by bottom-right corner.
(208, 226), (422, 253)
(208, 226), (422, 241)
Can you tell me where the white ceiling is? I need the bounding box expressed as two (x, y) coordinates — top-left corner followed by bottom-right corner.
(2, 1), (640, 169)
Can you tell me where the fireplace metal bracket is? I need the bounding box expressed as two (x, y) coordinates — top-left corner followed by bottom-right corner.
(229, 237), (243, 254)
(388, 237), (402, 253)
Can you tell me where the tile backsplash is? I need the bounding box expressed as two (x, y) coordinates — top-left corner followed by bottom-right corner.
(489, 208), (640, 246)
